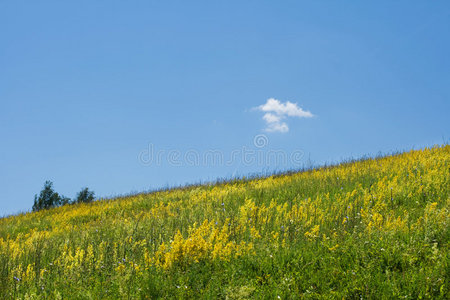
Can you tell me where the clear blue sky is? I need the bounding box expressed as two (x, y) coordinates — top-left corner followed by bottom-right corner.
(1, 1), (449, 216)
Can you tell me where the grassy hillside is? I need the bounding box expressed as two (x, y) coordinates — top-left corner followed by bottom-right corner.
(1, 146), (449, 299)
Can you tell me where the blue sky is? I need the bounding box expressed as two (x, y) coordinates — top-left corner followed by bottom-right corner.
(1, 1), (449, 216)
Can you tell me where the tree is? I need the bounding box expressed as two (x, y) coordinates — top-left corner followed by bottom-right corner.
(32, 181), (69, 212)
(60, 196), (71, 206)
(75, 187), (95, 204)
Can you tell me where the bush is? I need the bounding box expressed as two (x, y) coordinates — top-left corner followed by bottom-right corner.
(75, 187), (95, 204)
(32, 181), (69, 212)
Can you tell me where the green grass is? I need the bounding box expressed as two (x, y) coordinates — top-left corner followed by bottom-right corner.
(0, 146), (449, 299)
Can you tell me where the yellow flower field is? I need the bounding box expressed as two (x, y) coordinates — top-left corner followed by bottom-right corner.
(0, 145), (448, 298)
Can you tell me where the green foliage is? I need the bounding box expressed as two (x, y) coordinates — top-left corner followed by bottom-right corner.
(74, 187), (95, 204)
(32, 181), (69, 212)
(1, 146), (448, 298)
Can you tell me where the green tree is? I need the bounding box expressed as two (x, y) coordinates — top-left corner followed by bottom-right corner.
(75, 187), (95, 204)
(32, 181), (69, 212)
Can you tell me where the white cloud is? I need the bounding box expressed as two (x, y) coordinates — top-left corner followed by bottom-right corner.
(262, 113), (281, 123)
(262, 113), (289, 132)
(266, 121), (289, 133)
(255, 98), (313, 133)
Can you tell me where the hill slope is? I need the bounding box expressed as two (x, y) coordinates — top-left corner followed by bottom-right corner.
(1, 146), (449, 299)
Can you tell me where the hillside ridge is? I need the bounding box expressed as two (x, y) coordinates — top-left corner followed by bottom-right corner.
(1, 145), (448, 298)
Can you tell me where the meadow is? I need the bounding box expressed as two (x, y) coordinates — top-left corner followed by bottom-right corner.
(0, 145), (448, 299)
